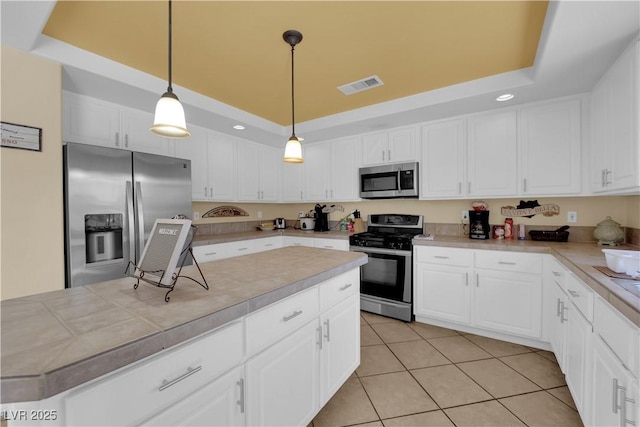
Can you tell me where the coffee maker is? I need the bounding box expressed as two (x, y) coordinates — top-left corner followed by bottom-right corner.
(469, 210), (490, 239)
(313, 204), (329, 232)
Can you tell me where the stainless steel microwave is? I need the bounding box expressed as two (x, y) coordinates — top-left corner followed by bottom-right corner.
(359, 161), (419, 199)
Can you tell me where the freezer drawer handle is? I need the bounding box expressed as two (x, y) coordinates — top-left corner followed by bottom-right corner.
(159, 365), (202, 391)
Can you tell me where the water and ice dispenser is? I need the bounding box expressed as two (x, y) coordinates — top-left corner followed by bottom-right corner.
(85, 214), (123, 263)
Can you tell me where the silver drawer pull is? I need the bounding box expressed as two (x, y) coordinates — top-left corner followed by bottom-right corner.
(238, 247), (248, 251)
(265, 244), (273, 247)
(568, 290), (580, 298)
(205, 252), (218, 256)
(283, 309), (303, 322)
(434, 256), (449, 259)
(236, 378), (245, 413)
(552, 271), (562, 277)
(339, 283), (353, 291)
(498, 261), (517, 265)
(159, 365), (202, 391)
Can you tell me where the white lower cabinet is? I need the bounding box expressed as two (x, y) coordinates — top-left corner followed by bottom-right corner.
(413, 247), (542, 341)
(142, 366), (244, 427)
(313, 238), (349, 251)
(246, 320), (320, 427)
(564, 299), (592, 419)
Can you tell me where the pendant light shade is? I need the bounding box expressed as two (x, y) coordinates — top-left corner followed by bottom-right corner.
(283, 30), (303, 163)
(150, 1), (190, 138)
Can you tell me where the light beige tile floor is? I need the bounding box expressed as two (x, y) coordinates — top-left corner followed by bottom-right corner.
(312, 312), (583, 427)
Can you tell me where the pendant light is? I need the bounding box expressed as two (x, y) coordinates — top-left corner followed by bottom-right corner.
(283, 30), (303, 163)
(150, 0), (190, 138)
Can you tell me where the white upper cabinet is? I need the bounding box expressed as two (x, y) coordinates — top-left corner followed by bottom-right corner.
(518, 98), (582, 195)
(361, 126), (419, 165)
(303, 137), (360, 202)
(63, 92), (171, 156)
(420, 119), (466, 198)
(237, 142), (280, 202)
(174, 126), (237, 201)
(281, 161), (305, 202)
(466, 110), (518, 197)
(590, 40), (640, 194)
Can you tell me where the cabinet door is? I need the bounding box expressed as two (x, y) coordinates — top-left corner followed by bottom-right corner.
(282, 161), (305, 201)
(388, 127), (419, 163)
(305, 143), (331, 200)
(192, 243), (228, 263)
(467, 110), (517, 196)
(320, 294), (360, 405)
(361, 132), (387, 165)
(121, 107), (170, 156)
(63, 92), (120, 148)
(414, 263), (471, 325)
(284, 236), (314, 247)
(331, 137), (360, 201)
(519, 99), (581, 195)
(591, 336), (639, 427)
(208, 133), (237, 201)
(420, 119), (466, 198)
(474, 270), (542, 339)
(590, 76), (610, 192)
(258, 146), (280, 202)
(565, 302), (592, 417)
(608, 41), (639, 191)
(237, 143), (261, 201)
(174, 125), (208, 200)
(143, 366), (245, 427)
(246, 320), (319, 427)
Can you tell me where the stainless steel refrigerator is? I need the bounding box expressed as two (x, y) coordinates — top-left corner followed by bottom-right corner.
(63, 142), (192, 288)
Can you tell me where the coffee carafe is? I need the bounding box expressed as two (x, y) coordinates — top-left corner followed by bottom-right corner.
(469, 210), (490, 239)
(314, 204), (330, 232)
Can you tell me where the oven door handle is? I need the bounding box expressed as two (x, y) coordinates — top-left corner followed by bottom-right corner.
(349, 246), (412, 257)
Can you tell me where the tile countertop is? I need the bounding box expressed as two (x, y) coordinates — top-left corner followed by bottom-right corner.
(0, 247), (367, 404)
(413, 236), (640, 327)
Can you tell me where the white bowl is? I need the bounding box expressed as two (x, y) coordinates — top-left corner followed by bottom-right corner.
(258, 223), (275, 231)
(603, 249), (640, 277)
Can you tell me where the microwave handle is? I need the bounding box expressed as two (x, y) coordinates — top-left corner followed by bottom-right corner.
(397, 168), (402, 191)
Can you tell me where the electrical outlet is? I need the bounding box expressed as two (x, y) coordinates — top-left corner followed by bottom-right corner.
(461, 210), (470, 223)
(567, 211), (577, 223)
(257, 211), (263, 219)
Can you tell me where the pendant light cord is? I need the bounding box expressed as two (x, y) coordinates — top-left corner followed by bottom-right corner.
(167, 0), (173, 94)
(290, 43), (296, 138)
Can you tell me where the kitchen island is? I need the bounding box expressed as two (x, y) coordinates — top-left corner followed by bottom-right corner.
(1, 245), (367, 426)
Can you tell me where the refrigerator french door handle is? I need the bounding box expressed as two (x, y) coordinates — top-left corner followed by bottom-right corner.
(135, 181), (145, 261)
(126, 181), (136, 266)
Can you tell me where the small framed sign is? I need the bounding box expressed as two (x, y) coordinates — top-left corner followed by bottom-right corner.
(1, 121), (42, 152)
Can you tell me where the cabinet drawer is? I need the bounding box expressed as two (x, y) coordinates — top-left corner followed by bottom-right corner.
(319, 269), (359, 312)
(226, 240), (255, 256)
(415, 246), (472, 267)
(565, 273), (594, 322)
(254, 236), (283, 252)
(284, 236), (314, 247)
(594, 296), (639, 377)
(246, 286), (319, 357)
(65, 321), (243, 427)
(475, 250), (542, 274)
(545, 255), (568, 290)
(192, 243), (228, 263)
(313, 238), (349, 251)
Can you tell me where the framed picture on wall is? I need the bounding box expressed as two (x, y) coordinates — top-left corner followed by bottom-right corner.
(1, 121), (42, 152)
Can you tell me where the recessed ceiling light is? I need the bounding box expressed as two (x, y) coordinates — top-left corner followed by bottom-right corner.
(496, 93), (515, 102)
(233, 125), (245, 130)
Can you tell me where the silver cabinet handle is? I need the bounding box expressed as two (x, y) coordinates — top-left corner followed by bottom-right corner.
(614, 378), (621, 413)
(498, 261), (517, 265)
(556, 298), (563, 318)
(236, 378), (245, 413)
(568, 290), (579, 298)
(204, 186), (207, 196)
(237, 247), (248, 251)
(300, 191), (303, 200)
(323, 245), (334, 249)
(283, 309), (303, 322)
(621, 387), (635, 426)
(257, 190), (260, 199)
(115, 132), (120, 147)
(261, 190), (264, 199)
(560, 301), (568, 323)
(523, 178), (527, 193)
(159, 366), (202, 391)
(458, 182), (462, 194)
(605, 169), (613, 186)
(468, 182), (471, 193)
(552, 271), (562, 277)
(465, 272), (469, 287)
(317, 325), (323, 350)
(434, 255), (449, 259)
(324, 319), (331, 342)
(265, 243), (274, 247)
(205, 251), (218, 256)
(339, 283), (353, 291)
(382, 150), (385, 161)
(602, 169), (606, 188)
(125, 134), (129, 148)
(476, 273), (479, 287)
(210, 187), (213, 198)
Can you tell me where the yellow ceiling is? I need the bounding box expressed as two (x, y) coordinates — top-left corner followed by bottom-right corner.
(42, 1), (548, 126)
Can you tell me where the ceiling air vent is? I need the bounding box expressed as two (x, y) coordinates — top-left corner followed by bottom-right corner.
(337, 75), (384, 95)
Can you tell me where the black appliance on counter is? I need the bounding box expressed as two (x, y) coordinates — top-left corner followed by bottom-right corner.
(313, 204), (330, 232)
(349, 214), (423, 322)
(469, 210), (490, 240)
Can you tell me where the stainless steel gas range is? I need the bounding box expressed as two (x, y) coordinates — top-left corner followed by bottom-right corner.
(349, 214), (423, 322)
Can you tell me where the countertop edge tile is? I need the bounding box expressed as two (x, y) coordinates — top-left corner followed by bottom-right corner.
(193, 229), (351, 246)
